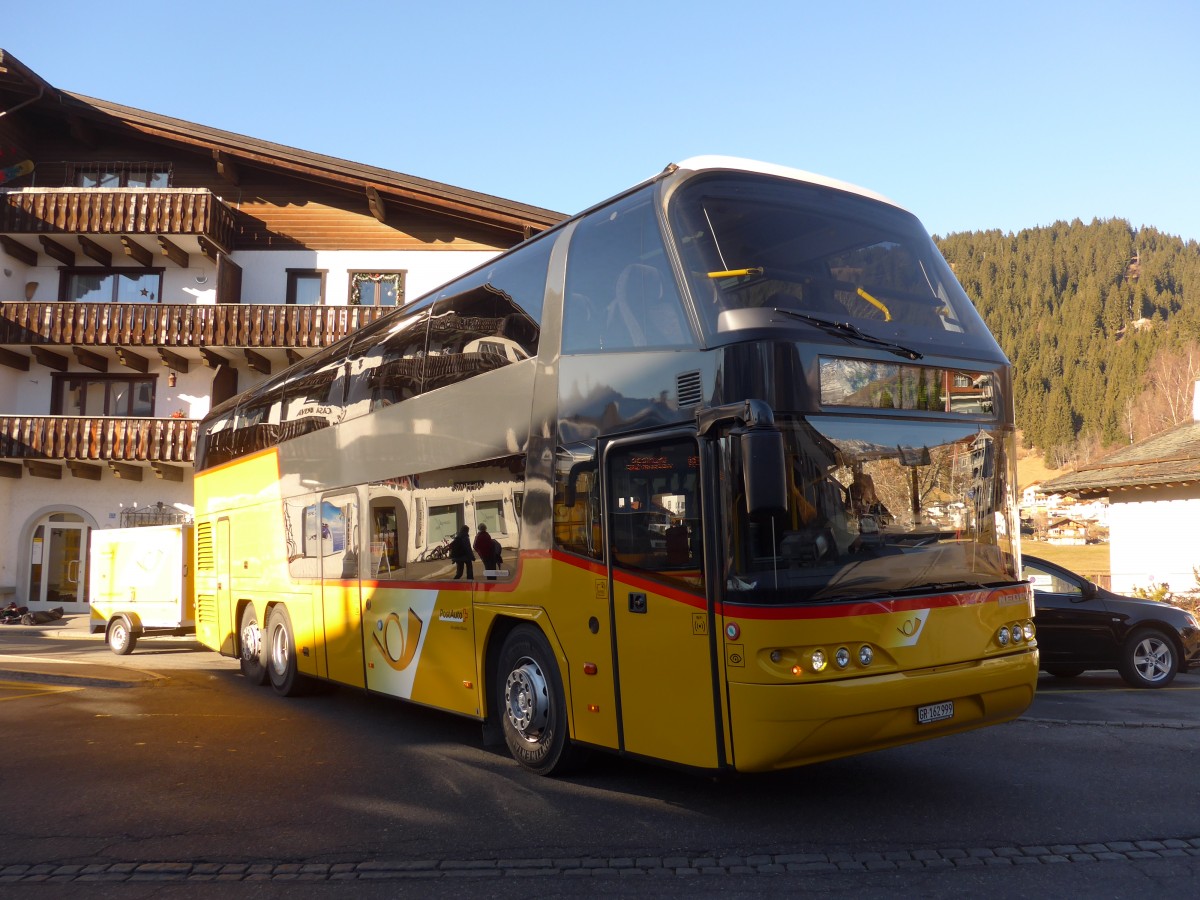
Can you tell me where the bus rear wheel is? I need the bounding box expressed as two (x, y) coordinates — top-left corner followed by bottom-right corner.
(266, 605), (310, 697)
(496, 625), (579, 775)
(239, 605), (268, 685)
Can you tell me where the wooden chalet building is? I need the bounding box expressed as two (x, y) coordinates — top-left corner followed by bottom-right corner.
(0, 48), (564, 611)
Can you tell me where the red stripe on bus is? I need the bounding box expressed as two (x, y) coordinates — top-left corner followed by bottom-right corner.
(548, 549), (1029, 619)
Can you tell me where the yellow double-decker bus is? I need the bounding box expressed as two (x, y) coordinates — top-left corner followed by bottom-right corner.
(193, 157), (1037, 774)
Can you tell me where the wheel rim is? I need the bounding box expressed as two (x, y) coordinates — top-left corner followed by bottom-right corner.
(111, 623), (127, 650)
(270, 621), (290, 675)
(1133, 635), (1173, 683)
(504, 657), (550, 742)
(240, 619), (260, 664)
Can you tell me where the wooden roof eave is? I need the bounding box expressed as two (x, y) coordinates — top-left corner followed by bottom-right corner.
(60, 93), (564, 235)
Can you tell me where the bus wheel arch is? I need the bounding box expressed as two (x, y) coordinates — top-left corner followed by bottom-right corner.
(492, 622), (581, 775)
(236, 601), (268, 685)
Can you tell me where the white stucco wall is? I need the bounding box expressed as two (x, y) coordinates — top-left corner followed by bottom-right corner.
(0, 472), (194, 607)
(233, 249), (500, 306)
(1108, 487), (1200, 595)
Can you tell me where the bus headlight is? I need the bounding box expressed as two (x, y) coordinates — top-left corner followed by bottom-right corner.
(859, 645), (873, 666)
(1023, 622), (1035, 641)
(835, 647), (851, 668)
(997, 626), (1010, 646)
(811, 649), (827, 672)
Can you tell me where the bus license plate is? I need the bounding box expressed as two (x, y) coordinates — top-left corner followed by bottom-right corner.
(917, 701), (954, 724)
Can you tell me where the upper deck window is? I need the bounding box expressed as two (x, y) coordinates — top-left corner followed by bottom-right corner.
(563, 189), (695, 352)
(669, 173), (996, 354)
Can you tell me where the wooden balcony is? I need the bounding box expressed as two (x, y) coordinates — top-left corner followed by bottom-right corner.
(0, 302), (388, 350)
(0, 415), (198, 480)
(0, 187), (236, 253)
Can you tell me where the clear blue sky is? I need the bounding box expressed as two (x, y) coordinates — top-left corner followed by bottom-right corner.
(7, 1), (1200, 241)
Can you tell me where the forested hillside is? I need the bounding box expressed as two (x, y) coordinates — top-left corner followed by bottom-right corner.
(934, 221), (1200, 467)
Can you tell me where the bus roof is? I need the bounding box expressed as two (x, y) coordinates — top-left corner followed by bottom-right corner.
(672, 156), (906, 213)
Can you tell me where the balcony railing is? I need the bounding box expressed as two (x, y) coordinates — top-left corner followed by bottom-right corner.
(0, 415), (198, 464)
(0, 302), (388, 349)
(0, 187), (236, 250)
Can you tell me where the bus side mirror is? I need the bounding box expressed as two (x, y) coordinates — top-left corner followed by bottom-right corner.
(740, 428), (787, 516)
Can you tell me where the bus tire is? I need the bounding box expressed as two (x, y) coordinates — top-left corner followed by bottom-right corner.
(265, 605), (310, 697)
(107, 617), (136, 656)
(238, 605), (268, 685)
(496, 625), (578, 775)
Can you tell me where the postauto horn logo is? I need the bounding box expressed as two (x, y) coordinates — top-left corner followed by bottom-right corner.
(372, 609), (424, 671)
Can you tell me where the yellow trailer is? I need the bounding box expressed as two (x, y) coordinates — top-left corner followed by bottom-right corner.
(89, 524), (194, 655)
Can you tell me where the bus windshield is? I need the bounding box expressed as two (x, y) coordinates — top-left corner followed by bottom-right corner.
(670, 172), (995, 351)
(723, 415), (1019, 604)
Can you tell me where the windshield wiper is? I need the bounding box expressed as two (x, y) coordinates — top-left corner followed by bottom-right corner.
(773, 308), (923, 360)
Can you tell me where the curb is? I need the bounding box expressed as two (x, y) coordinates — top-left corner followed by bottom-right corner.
(0, 656), (159, 688)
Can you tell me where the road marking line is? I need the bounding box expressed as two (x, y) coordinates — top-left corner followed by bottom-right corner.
(0, 680), (82, 701)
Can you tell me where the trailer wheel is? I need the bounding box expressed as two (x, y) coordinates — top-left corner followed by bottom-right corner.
(106, 618), (136, 656)
(266, 605), (310, 697)
(239, 605), (268, 685)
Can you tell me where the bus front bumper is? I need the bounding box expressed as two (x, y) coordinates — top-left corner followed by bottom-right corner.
(726, 650), (1038, 772)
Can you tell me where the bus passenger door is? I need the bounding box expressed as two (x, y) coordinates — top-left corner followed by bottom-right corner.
(604, 434), (722, 769)
(318, 492), (365, 688)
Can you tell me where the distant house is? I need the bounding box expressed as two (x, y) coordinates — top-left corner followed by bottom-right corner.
(1042, 383), (1200, 594)
(1045, 518), (1088, 545)
(1020, 483), (1043, 507)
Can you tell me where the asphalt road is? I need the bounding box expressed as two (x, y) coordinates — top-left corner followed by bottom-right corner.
(2, 618), (1198, 898)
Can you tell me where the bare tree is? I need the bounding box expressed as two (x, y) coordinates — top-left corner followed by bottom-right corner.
(1130, 343), (1200, 441)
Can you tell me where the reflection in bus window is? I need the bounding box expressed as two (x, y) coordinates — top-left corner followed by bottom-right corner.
(606, 438), (704, 593)
(723, 417), (1016, 603)
(344, 311), (430, 415)
(425, 287), (537, 393)
(366, 456), (525, 582)
(553, 444), (601, 560)
(284, 497), (359, 580)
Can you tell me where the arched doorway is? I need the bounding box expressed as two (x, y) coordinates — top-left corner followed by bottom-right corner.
(27, 512), (90, 612)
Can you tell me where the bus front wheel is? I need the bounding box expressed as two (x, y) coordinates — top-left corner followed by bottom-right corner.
(496, 625), (578, 775)
(239, 605), (268, 685)
(266, 605), (310, 697)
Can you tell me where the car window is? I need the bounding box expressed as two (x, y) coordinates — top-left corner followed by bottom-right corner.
(1023, 562), (1082, 597)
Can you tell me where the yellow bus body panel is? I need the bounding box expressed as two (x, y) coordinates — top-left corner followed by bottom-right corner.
(476, 555), (621, 750)
(362, 583), (478, 716)
(609, 574), (722, 768)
